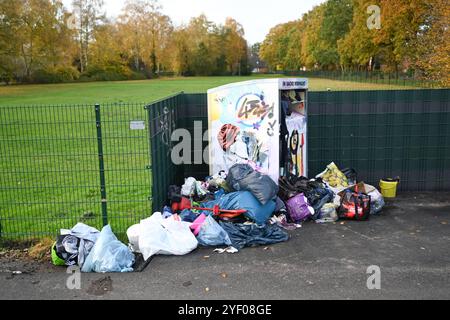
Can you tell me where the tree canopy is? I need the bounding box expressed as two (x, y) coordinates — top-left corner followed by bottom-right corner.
(260, 0), (449, 86)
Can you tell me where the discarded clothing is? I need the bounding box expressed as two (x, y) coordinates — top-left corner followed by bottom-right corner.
(226, 164), (278, 205)
(219, 222), (289, 250)
(279, 175), (334, 216)
(203, 191), (276, 226)
(269, 214), (302, 231)
(181, 177), (197, 197)
(308, 187), (334, 219)
(127, 212), (198, 261)
(197, 215), (232, 247)
(57, 223), (100, 268)
(82, 225), (135, 273)
(180, 209), (198, 223)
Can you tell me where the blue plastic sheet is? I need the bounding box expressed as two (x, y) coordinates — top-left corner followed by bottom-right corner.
(82, 225), (135, 273)
(219, 222), (289, 250)
(202, 191), (276, 226)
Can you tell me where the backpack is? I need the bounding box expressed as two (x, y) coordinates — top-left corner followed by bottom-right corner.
(338, 190), (371, 221)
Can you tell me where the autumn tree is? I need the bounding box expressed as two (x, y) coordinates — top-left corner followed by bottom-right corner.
(118, 0), (172, 75)
(72, 0), (105, 73)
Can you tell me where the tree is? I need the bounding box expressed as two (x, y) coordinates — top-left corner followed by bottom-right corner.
(412, 0), (450, 86)
(0, 0), (75, 82)
(224, 17), (247, 75)
(337, 0), (379, 71)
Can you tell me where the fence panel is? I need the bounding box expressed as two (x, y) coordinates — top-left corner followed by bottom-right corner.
(100, 102), (153, 239)
(147, 94), (182, 213)
(0, 104), (102, 240)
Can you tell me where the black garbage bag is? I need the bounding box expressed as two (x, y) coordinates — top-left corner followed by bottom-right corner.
(219, 221), (289, 250)
(226, 164), (278, 205)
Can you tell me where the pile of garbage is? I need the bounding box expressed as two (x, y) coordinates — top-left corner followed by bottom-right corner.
(50, 162), (385, 273)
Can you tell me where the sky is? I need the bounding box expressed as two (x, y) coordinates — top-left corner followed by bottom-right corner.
(61, 0), (326, 44)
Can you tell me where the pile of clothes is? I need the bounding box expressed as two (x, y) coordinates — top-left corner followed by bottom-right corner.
(127, 162), (386, 264)
(52, 223), (135, 273)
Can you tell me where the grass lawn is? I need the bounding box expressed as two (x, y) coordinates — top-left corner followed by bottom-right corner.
(0, 76), (419, 241)
(0, 75), (419, 106)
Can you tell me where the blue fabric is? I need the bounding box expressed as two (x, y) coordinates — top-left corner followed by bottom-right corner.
(202, 191), (276, 226)
(219, 222), (289, 250)
(308, 187), (335, 220)
(180, 209), (199, 223)
(214, 189), (226, 200)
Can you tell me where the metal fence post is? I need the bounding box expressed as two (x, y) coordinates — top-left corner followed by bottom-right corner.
(95, 103), (108, 226)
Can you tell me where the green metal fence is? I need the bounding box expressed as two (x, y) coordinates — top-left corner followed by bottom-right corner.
(280, 70), (440, 88)
(1, 89), (449, 241)
(0, 102), (155, 241)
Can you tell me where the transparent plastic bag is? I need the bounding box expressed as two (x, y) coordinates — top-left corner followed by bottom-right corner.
(82, 225), (135, 273)
(197, 215), (232, 247)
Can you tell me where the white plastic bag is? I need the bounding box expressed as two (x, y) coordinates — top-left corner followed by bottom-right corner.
(81, 225), (135, 273)
(128, 212), (198, 261)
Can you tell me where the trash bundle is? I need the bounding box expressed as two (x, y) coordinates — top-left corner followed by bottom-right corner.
(338, 190), (371, 221)
(196, 215), (232, 247)
(53, 223), (100, 268)
(316, 162), (349, 189)
(219, 222), (289, 250)
(127, 212), (198, 261)
(278, 174), (333, 219)
(285, 193), (315, 223)
(202, 191), (276, 226)
(226, 164), (278, 205)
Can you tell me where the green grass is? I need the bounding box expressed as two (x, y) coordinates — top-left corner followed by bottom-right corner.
(0, 75), (418, 106)
(0, 75), (419, 240)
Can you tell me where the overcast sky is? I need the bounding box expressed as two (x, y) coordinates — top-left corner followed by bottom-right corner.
(61, 0), (326, 44)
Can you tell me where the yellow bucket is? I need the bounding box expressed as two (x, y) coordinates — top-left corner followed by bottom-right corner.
(380, 178), (400, 198)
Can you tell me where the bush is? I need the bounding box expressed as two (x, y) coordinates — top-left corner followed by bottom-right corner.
(32, 66), (80, 84)
(82, 64), (135, 81)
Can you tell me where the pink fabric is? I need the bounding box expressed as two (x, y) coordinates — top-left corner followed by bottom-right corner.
(190, 213), (207, 236)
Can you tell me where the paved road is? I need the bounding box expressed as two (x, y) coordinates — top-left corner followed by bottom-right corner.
(1, 192), (449, 300)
